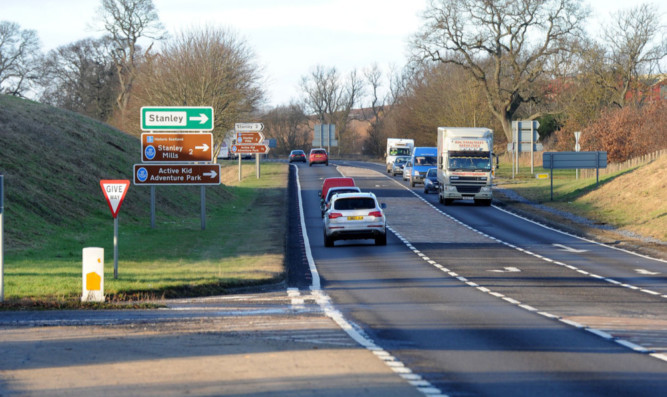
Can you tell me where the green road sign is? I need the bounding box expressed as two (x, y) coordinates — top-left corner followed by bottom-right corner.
(141, 106), (214, 131)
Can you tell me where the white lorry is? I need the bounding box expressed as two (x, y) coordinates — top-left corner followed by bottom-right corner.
(385, 138), (415, 173)
(436, 127), (494, 206)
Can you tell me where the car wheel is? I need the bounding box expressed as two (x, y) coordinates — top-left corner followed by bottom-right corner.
(375, 233), (387, 246)
(309, 163), (312, 167)
(325, 162), (328, 166)
(444, 198), (453, 206)
(324, 231), (334, 247)
(424, 188), (428, 194)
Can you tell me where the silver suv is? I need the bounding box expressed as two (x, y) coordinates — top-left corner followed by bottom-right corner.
(323, 192), (387, 247)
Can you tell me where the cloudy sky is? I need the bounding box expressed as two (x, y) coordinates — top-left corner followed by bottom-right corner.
(4, 0), (664, 107)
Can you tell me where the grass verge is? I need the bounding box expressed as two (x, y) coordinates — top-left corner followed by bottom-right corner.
(1, 162), (288, 309)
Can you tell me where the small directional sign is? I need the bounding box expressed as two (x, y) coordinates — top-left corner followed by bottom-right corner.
(141, 106), (214, 131)
(133, 164), (221, 185)
(141, 133), (213, 162)
(231, 144), (269, 154)
(100, 180), (130, 219)
(235, 122), (263, 132)
(236, 131), (265, 144)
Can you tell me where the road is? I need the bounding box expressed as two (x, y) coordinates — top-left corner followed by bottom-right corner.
(299, 160), (667, 396)
(1, 159), (665, 396)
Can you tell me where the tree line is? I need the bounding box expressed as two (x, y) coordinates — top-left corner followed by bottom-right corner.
(1, 0), (665, 163)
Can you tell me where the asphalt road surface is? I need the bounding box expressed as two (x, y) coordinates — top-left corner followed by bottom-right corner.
(299, 160), (667, 396)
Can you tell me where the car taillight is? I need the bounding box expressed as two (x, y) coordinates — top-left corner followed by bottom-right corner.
(368, 211), (383, 218)
(328, 212), (343, 219)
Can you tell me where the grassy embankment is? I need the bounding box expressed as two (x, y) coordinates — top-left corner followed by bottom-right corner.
(0, 94), (288, 307)
(494, 155), (666, 242)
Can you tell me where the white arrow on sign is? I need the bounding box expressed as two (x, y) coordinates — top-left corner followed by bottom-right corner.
(189, 113), (209, 124)
(203, 170), (217, 178)
(195, 143), (209, 152)
(553, 244), (588, 253)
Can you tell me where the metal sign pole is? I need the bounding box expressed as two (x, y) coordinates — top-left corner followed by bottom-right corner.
(550, 153), (554, 201)
(201, 186), (206, 230)
(238, 154), (242, 181)
(113, 216), (119, 279)
(150, 186), (156, 229)
(256, 154), (260, 179)
(530, 121), (535, 174)
(0, 174), (4, 302)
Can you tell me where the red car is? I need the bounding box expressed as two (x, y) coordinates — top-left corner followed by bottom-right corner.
(309, 148), (328, 166)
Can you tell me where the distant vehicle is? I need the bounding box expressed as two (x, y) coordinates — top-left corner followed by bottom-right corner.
(309, 148), (328, 166)
(217, 145), (230, 160)
(390, 156), (411, 177)
(321, 186), (361, 216)
(436, 127), (494, 206)
(402, 160), (412, 182)
(407, 147), (438, 187)
(323, 192), (387, 247)
(423, 168), (439, 194)
(289, 150), (307, 163)
(385, 138), (414, 173)
(319, 177), (356, 202)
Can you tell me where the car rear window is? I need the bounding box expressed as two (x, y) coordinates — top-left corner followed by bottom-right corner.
(334, 197), (376, 210)
(312, 150), (326, 154)
(326, 188), (359, 201)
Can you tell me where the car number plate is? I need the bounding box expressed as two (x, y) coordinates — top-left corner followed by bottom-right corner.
(347, 216), (363, 220)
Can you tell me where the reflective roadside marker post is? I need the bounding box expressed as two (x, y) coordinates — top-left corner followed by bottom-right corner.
(100, 180), (130, 279)
(82, 247), (104, 302)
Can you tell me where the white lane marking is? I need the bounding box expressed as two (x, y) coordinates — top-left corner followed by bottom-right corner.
(384, 173), (666, 299)
(488, 267), (521, 273)
(552, 243), (588, 253)
(386, 222), (667, 364)
(293, 165), (447, 396)
(287, 288), (305, 310)
(635, 269), (660, 276)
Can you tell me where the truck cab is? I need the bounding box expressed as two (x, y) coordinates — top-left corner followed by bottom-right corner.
(436, 127), (493, 206)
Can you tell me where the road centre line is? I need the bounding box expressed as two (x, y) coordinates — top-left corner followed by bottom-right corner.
(293, 165), (446, 397)
(379, 172), (667, 362)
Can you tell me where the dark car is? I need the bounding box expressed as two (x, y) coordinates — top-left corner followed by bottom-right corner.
(309, 148), (328, 166)
(423, 168), (439, 194)
(288, 150), (307, 163)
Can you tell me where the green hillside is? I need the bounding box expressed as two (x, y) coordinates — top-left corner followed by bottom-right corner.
(0, 94), (231, 252)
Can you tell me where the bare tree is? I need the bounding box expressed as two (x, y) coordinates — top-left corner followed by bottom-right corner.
(300, 65), (363, 155)
(412, 0), (589, 142)
(0, 21), (41, 96)
(96, 0), (165, 122)
(601, 3), (667, 107)
(40, 37), (118, 121)
(262, 102), (311, 155)
(131, 26), (265, 156)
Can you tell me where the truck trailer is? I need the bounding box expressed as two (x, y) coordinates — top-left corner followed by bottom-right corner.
(385, 138), (415, 173)
(436, 127), (494, 206)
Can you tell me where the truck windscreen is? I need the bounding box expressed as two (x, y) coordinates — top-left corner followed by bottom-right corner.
(448, 156), (491, 171)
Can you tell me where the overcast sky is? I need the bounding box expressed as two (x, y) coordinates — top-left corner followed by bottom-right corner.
(3, 0), (665, 107)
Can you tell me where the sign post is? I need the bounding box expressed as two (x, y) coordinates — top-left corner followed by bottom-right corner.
(0, 174), (4, 302)
(234, 123), (267, 180)
(543, 151), (607, 200)
(100, 180), (130, 279)
(574, 131), (582, 180)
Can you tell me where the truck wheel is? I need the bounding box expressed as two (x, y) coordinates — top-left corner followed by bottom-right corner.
(410, 180), (415, 188)
(444, 198), (453, 206)
(438, 194), (444, 204)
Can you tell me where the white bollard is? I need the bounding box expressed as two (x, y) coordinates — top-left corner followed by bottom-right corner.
(82, 247), (104, 302)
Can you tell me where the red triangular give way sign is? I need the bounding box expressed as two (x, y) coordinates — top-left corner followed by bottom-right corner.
(100, 180), (130, 219)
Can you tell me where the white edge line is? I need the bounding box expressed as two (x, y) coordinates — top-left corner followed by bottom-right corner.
(294, 165), (447, 397)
